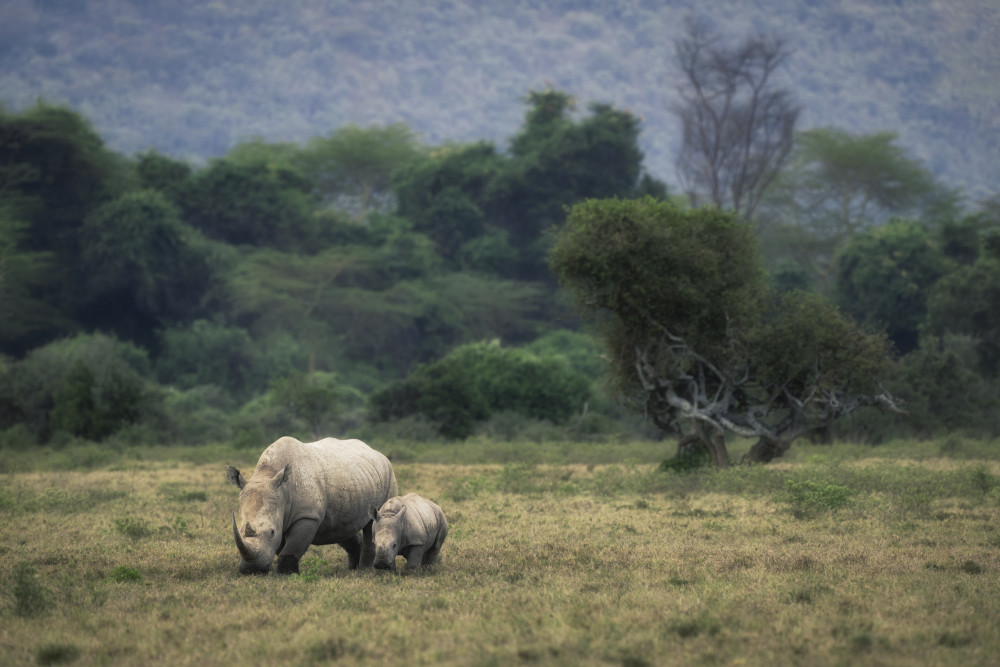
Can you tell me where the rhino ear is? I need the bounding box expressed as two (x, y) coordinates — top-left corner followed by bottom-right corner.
(396, 505), (407, 520)
(369, 506), (380, 522)
(226, 465), (247, 490)
(270, 464), (291, 490)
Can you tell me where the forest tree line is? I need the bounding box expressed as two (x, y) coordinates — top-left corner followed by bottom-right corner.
(0, 83), (998, 449)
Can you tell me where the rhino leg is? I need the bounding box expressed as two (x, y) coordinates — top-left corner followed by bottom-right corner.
(275, 518), (319, 575)
(422, 544), (441, 566)
(424, 526), (447, 566)
(340, 533), (363, 569)
(404, 546), (425, 571)
(276, 554), (299, 575)
(360, 520), (376, 569)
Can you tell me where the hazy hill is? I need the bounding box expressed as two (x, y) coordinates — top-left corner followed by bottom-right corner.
(1, 0), (997, 199)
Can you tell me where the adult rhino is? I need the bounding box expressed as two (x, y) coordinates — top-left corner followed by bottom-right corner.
(225, 436), (397, 575)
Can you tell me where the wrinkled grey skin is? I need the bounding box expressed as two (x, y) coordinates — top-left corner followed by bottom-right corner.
(369, 493), (448, 573)
(226, 436), (397, 575)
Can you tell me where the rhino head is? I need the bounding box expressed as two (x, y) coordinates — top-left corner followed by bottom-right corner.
(370, 503), (407, 572)
(226, 464), (290, 575)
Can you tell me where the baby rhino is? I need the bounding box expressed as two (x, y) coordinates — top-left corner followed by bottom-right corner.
(369, 493), (448, 572)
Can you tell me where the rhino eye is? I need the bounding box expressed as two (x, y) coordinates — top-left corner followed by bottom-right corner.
(270, 529), (275, 537)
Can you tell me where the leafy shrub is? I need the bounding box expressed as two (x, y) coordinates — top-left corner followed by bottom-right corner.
(109, 565), (141, 582)
(156, 320), (264, 399)
(160, 385), (235, 445)
(0, 333), (157, 443)
(113, 516), (152, 539)
(369, 340), (591, 439)
(660, 446), (713, 473)
(12, 561), (51, 617)
(784, 479), (854, 518)
(36, 643), (81, 665)
(886, 341), (1000, 437)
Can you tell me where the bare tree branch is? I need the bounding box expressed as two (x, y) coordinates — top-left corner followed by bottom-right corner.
(672, 19), (800, 222)
(634, 324), (904, 464)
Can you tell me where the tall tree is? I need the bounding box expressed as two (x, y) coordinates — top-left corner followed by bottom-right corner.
(0, 211), (62, 351)
(671, 20), (799, 222)
(78, 190), (217, 349)
(925, 242), (1000, 377)
(550, 197), (900, 466)
(393, 142), (503, 263)
(493, 89), (657, 279)
(299, 124), (422, 220)
(179, 157), (316, 250)
(833, 220), (952, 354)
(0, 103), (121, 320)
(758, 128), (960, 289)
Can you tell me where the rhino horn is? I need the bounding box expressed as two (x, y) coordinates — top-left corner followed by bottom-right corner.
(232, 512), (255, 561)
(244, 521), (257, 537)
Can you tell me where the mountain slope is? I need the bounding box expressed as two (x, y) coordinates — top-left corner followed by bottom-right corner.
(1, 0), (996, 198)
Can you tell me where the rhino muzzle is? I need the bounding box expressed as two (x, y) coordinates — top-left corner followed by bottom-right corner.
(232, 512), (273, 575)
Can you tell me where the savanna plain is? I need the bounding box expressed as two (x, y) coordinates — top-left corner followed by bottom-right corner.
(2, 437), (999, 666)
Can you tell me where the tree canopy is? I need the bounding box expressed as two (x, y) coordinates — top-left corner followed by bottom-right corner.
(551, 197), (900, 465)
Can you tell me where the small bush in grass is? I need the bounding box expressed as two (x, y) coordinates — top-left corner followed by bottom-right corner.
(113, 516), (152, 539)
(12, 561), (51, 617)
(659, 446), (712, 473)
(36, 643), (80, 665)
(960, 560), (983, 574)
(784, 479), (853, 518)
(110, 565), (141, 583)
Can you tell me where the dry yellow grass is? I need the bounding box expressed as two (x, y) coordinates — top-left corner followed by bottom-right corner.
(1, 447), (999, 665)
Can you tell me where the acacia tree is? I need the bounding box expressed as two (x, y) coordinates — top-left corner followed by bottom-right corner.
(550, 197), (902, 466)
(671, 20), (799, 222)
(299, 124), (422, 220)
(757, 128), (958, 289)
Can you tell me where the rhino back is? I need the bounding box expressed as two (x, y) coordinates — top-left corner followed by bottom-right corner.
(257, 437), (397, 539)
(399, 493), (446, 545)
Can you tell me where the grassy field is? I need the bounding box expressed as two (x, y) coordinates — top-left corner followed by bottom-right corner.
(1, 437), (999, 666)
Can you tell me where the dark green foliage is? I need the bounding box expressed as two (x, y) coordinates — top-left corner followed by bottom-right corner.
(759, 128), (957, 291)
(834, 219), (951, 354)
(886, 343), (1000, 436)
(298, 123), (422, 218)
(0, 103), (120, 254)
(0, 333), (155, 443)
(134, 149), (192, 205)
(178, 157), (316, 249)
(268, 371), (349, 438)
(12, 561), (51, 617)
(369, 340), (591, 439)
(36, 643), (80, 665)
(78, 190), (217, 346)
(925, 255), (1000, 377)
(551, 197), (896, 461)
(753, 291), (892, 399)
(494, 92), (651, 275)
(156, 320), (263, 399)
(784, 479), (853, 518)
(394, 142), (502, 263)
(659, 447), (712, 473)
(550, 197), (765, 390)
(0, 103), (122, 341)
(109, 565), (142, 582)
(113, 516), (152, 539)
(0, 212), (62, 350)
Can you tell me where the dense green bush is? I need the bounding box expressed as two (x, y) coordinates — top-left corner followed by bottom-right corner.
(885, 341), (1000, 437)
(0, 333), (157, 444)
(369, 339), (591, 439)
(156, 319), (264, 399)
